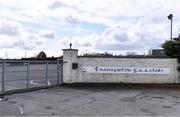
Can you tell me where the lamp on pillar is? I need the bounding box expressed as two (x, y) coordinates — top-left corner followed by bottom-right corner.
(69, 43), (72, 50)
(167, 14), (173, 40)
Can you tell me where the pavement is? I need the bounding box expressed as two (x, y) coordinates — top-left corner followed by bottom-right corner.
(1, 84), (180, 116)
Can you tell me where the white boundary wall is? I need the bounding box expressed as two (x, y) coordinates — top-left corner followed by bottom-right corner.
(63, 49), (179, 84)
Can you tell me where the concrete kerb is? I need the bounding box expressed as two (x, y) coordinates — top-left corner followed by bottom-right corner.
(62, 83), (180, 89)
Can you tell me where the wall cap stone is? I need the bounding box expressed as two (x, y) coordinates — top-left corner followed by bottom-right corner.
(63, 49), (78, 51)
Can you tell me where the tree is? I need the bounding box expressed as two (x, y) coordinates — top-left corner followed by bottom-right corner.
(162, 34), (180, 62)
(36, 51), (47, 59)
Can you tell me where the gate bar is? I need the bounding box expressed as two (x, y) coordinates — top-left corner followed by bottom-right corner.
(57, 60), (60, 85)
(46, 62), (48, 86)
(26, 62), (30, 88)
(2, 61), (6, 92)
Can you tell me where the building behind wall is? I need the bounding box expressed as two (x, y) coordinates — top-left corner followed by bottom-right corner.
(149, 49), (166, 57)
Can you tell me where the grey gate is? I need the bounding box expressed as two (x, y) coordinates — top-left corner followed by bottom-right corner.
(0, 60), (63, 95)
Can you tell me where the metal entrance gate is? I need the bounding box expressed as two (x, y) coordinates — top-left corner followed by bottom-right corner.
(0, 60), (63, 94)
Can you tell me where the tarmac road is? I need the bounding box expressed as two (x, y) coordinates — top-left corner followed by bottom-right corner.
(1, 84), (180, 116)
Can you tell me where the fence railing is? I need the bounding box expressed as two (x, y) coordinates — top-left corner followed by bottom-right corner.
(0, 60), (63, 94)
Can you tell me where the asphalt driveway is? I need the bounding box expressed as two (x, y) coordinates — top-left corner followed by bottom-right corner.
(1, 84), (180, 116)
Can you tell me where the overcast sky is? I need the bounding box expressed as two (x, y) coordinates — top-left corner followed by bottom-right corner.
(0, 0), (180, 58)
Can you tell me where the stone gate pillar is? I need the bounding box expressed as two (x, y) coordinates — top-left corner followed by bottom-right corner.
(63, 49), (78, 83)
